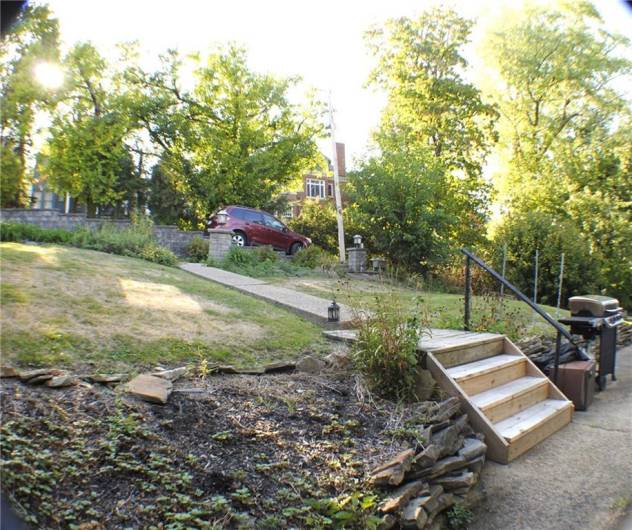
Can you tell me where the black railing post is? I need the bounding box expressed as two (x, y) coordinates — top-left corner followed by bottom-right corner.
(553, 330), (562, 384)
(464, 256), (471, 331)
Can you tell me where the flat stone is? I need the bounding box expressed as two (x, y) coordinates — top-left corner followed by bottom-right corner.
(431, 471), (476, 491)
(371, 465), (406, 487)
(263, 361), (296, 373)
(429, 455), (468, 479)
(379, 480), (428, 513)
(453, 413), (471, 434)
(459, 438), (487, 461)
(427, 493), (455, 518)
(19, 368), (56, 382)
(125, 374), (172, 404)
(427, 397), (462, 424)
(401, 496), (429, 529)
(467, 455), (486, 474)
(235, 367), (265, 375)
(323, 351), (351, 371)
(152, 367), (187, 381)
(378, 513), (397, 530)
(89, 374), (127, 384)
(411, 444), (441, 470)
(431, 424), (464, 458)
(1, 366), (18, 378)
(217, 365), (238, 374)
(27, 374), (57, 384)
(296, 355), (325, 374)
(372, 448), (416, 475)
(46, 375), (78, 388)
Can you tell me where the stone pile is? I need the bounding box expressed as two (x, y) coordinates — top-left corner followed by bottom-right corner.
(370, 397), (486, 529)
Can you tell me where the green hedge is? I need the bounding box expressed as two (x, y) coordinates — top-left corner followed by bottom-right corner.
(0, 221), (177, 266)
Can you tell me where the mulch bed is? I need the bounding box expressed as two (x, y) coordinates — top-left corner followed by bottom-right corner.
(1, 372), (426, 529)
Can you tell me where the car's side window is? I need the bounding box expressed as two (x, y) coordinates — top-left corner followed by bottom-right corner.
(263, 214), (285, 231)
(243, 210), (263, 224)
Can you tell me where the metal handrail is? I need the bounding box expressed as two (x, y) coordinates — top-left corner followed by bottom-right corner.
(460, 248), (587, 380)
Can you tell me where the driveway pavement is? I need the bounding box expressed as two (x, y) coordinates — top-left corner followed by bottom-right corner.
(470, 344), (632, 530)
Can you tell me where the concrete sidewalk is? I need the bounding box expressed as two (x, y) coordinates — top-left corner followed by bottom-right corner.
(470, 344), (632, 530)
(179, 262), (354, 327)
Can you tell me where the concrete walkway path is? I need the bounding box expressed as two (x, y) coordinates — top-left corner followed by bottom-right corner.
(179, 262), (354, 327)
(470, 344), (632, 530)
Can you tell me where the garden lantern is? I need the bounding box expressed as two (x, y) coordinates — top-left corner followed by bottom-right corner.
(353, 234), (362, 248)
(216, 209), (229, 227)
(328, 299), (340, 322)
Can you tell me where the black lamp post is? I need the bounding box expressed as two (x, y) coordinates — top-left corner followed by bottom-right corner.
(328, 299), (340, 322)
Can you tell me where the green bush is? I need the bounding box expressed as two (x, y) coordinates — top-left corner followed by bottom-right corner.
(492, 211), (600, 307)
(447, 504), (473, 529)
(0, 222), (73, 244)
(186, 236), (209, 262)
(292, 245), (336, 270)
(0, 219), (177, 267)
(351, 293), (430, 401)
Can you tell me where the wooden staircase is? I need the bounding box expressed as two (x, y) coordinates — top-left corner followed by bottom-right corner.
(424, 332), (573, 464)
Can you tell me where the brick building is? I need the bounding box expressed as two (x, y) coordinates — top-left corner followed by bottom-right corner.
(281, 142), (347, 219)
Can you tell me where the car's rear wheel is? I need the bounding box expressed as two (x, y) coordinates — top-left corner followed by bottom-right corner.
(289, 242), (303, 255)
(232, 231), (247, 247)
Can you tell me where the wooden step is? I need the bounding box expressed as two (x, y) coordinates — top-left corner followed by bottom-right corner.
(471, 376), (549, 423)
(446, 354), (526, 395)
(430, 336), (505, 368)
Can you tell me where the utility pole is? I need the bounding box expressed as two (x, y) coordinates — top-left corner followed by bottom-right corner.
(328, 92), (346, 263)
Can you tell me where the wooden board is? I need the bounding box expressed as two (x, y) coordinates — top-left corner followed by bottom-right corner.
(446, 354), (524, 381)
(494, 399), (571, 441)
(426, 352), (509, 464)
(477, 378), (550, 423)
(459, 359), (526, 396)
(431, 338), (505, 369)
(505, 403), (573, 462)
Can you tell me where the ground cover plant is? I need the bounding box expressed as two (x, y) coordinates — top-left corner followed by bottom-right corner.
(0, 242), (326, 371)
(0, 373), (417, 529)
(0, 218), (177, 266)
(206, 245), (338, 279)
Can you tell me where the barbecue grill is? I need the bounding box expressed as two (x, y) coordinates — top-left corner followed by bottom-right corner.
(559, 295), (624, 390)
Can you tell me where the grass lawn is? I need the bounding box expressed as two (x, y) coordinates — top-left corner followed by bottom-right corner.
(0, 242), (326, 371)
(271, 275), (570, 340)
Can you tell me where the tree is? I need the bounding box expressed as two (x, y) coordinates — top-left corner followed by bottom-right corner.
(486, 1), (632, 306)
(364, 9), (498, 251)
(124, 46), (324, 226)
(0, 4), (60, 207)
(45, 43), (132, 216)
(348, 150), (459, 272)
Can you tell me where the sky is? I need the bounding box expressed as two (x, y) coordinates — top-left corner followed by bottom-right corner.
(44, 0), (632, 170)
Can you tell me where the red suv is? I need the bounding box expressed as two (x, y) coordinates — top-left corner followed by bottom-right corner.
(207, 205), (311, 255)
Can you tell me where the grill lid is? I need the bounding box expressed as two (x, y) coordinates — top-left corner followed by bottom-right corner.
(569, 295), (620, 317)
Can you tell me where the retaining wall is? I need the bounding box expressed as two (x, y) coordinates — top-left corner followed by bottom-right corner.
(0, 208), (204, 256)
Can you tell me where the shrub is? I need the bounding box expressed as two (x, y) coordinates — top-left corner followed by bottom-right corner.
(292, 245), (336, 270)
(447, 504), (473, 529)
(351, 293), (430, 401)
(186, 236), (209, 262)
(0, 218), (177, 267)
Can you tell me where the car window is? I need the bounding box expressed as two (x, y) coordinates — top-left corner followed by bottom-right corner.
(263, 213), (285, 230)
(232, 208), (262, 223)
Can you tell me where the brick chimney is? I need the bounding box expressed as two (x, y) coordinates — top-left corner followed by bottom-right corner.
(336, 142), (346, 177)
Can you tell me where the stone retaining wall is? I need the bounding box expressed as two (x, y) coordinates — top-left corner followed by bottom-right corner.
(0, 208), (203, 256)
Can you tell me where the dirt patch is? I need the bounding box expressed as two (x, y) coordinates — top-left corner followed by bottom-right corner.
(1, 373), (421, 529)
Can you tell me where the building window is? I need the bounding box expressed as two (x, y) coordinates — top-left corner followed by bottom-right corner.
(306, 178), (325, 198)
(327, 184), (333, 197)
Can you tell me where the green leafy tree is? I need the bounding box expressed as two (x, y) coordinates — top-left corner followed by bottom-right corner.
(0, 4), (60, 207)
(124, 46), (324, 225)
(486, 1), (632, 306)
(365, 9), (498, 224)
(45, 43), (132, 216)
(348, 150), (460, 272)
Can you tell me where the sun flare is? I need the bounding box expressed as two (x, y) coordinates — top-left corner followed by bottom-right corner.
(34, 62), (64, 89)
